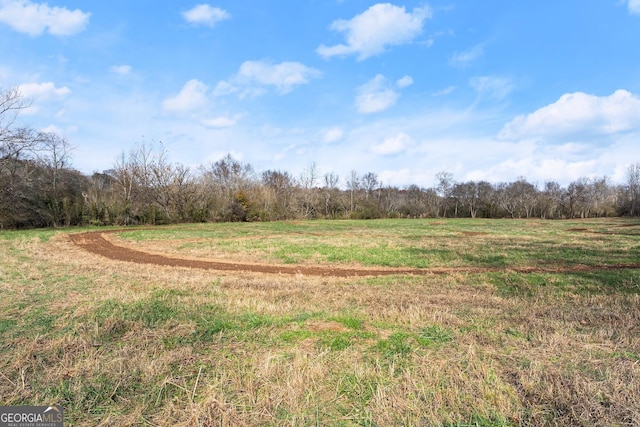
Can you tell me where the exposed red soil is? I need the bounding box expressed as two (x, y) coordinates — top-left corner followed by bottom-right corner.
(69, 230), (640, 277)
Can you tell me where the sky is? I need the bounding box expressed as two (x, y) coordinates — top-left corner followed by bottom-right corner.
(1, 0), (640, 188)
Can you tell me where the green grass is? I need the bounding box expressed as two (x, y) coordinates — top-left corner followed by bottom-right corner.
(116, 218), (640, 272)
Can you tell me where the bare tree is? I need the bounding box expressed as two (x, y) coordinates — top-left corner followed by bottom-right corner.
(453, 181), (480, 218)
(35, 132), (78, 226)
(513, 178), (538, 218)
(262, 170), (295, 220)
(0, 87), (29, 139)
(322, 172), (342, 218)
(496, 182), (518, 218)
(346, 170), (360, 215)
(299, 162), (320, 189)
(323, 172), (340, 189)
(37, 132), (74, 192)
(200, 154), (256, 221)
(0, 89), (37, 227)
(435, 171), (455, 217)
(539, 181), (563, 219)
(625, 163), (640, 216)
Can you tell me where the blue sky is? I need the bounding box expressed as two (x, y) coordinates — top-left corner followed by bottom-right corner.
(1, 0), (639, 187)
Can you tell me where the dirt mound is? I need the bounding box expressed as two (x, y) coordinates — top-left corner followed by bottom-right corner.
(69, 230), (640, 277)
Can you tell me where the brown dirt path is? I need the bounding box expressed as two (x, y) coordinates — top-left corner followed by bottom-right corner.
(69, 230), (640, 277)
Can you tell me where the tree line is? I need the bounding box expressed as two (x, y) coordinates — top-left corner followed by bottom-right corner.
(2, 87), (640, 229)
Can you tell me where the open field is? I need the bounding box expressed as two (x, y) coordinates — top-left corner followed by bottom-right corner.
(1, 218), (639, 426)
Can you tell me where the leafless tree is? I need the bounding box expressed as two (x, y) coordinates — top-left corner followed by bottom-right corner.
(435, 171), (455, 217)
(346, 170), (360, 215)
(322, 172), (342, 218)
(625, 163), (640, 216)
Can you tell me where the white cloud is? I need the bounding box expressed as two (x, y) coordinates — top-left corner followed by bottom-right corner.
(476, 157), (602, 186)
(18, 81), (70, 98)
(396, 75), (414, 89)
(322, 126), (344, 143)
(499, 89), (640, 140)
(628, 0), (640, 14)
(470, 76), (513, 100)
(162, 79), (209, 112)
(433, 86), (456, 97)
(201, 114), (241, 128)
(370, 132), (415, 155)
(317, 3), (431, 60)
(0, 0), (90, 36)
(110, 65), (132, 75)
(211, 80), (238, 97)
(355, 74), (400, 114)
(450, 44), (484, 67)
(214, 60), (322, 97)
(182, 4), (230, 27)
(17, 81), (70, 114)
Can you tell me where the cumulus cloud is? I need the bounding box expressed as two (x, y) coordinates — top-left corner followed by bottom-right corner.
(396, 75), (414, 89)
(370, 132), (415, 155)
(182, 4), (230, 27)
(322, 126), (344, 143)
(19, 81), (70, 98)
(499, 89), (640, 140)
(317, 3), (431, 60)
(16, 81), (70, 115)
(355, 75), (399, 114)
(0, 0), (90, 36)
(628, 0), (640, 14)
(213, 60), (322, 97)
(355, 74), (414, 114)
(162, 79), (209, 112)
(110, 65), (132, 75)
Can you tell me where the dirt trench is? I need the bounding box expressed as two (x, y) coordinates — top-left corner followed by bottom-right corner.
(69, 230), (640, 277)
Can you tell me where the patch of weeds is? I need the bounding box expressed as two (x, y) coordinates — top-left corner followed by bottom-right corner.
(161, 335), (189, 350)
(0, 318), (17, 337)
(336, 373), (379, 408)
(487, 272), (549, 298)
(463, 252), (508, 267)
(238, 312), (274, 329)
(611, 351), (640, 361)
(274, 244), (318, 264)
(45, 370), (153, 422)
(375, 331), (414, 357)
(279, 329), (315, 343)
(133, 297), (180, 327)
(330, 315), (364, 330)
(94, 291), (183, 328)
(490, 269), (640, 298)
(569, 270), (640, 295)
(416, 325), (453, 347)
(0, 229), (58, 242)
(442, 413), (514, 427)
(287, 311), (323, 324)
(192, 312), (235, 340)
(22, 308), (59, 335)
(318, 333), (353, 351)
(504, 328), (527, 340)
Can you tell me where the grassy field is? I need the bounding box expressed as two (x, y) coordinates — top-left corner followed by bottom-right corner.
(1, 218), (639, 426)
